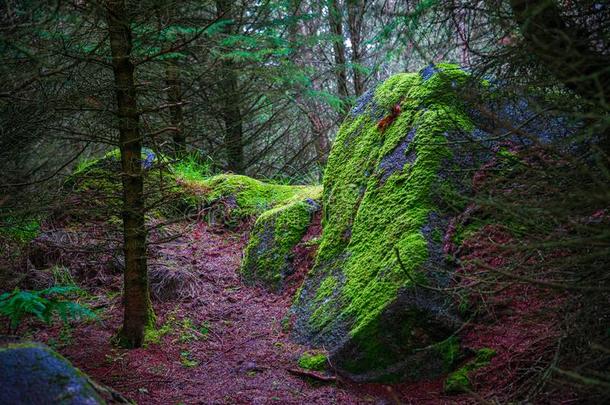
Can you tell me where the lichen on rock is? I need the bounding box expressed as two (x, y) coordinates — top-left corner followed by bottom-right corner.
(291, 63), (478, 382)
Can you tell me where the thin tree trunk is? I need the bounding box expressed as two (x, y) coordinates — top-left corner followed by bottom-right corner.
(328, 0), (349, 108)
(106, 0), (154, 348)
(290, 1), (331, 168)
(347, 0), (365, 96)
(166, 62), (185, 156)
(216, 0), (244, 173)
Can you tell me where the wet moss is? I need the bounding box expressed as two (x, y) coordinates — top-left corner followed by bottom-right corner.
(187, 174), (321, 219)
(298, 352), (328, 371)
(241, 196), (320, 290)
(294, 64), (475, 378)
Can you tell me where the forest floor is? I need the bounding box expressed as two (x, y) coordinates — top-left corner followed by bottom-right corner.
(29, 221), (463, 405)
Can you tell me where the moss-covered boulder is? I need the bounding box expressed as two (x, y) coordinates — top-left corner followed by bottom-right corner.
(182, 173), (323, 290)
(241, 194), (321, 291)
(291, 64), (481, 382)
(185, 174), (321, 219)
(0, 340), (105, 404)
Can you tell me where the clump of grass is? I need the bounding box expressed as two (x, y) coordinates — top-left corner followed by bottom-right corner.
(172, 152), (215, 182)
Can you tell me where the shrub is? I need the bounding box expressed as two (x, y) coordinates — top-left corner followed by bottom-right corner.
(0, 285), (96, 333)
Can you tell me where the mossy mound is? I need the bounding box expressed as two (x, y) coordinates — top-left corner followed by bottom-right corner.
(65, 148), (180, 219)
(0, 339), (104, 404)
(291, 64), (481, 382)
(182, 174), (322, 289)
(298, 351), (328, 371)
(184, 174), (321, 220)
(241, 193), (321, 291)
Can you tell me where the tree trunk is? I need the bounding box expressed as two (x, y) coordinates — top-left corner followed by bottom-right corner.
(106, 0), (154, 348)
(328, 0), (349, 108)
(216, 0), (244, 173)
(347, 0), (365, 96)
(166, 62), (185, 156)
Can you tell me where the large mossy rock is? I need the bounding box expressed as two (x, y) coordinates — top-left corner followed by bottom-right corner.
(291, 64), (480, 382)
(0, 340), (105, 404)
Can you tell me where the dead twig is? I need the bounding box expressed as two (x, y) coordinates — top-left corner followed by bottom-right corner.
(287, 368), (338, 383)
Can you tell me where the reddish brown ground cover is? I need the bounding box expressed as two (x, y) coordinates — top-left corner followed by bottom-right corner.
(22, 222), (446, 404)
(15, 219), (570, 404)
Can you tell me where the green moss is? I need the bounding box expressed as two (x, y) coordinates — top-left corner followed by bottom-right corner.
(444, 366), (470, 393)
(296, 64), (476, 376)
(298, 352), (328, 371)
(444, 348), (497, 393)
(186, 174), (321, 219)
(436, 336), (461, 369)
(144, 317), (172, 345)
(240, 185), (321, 290)
(314, 276), (337, 303)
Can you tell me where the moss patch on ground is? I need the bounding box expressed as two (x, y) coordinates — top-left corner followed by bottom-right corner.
(298, 352), (328, 371)
(444, 348), (496, 393)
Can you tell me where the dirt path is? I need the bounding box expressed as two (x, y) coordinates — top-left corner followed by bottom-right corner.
(31, 221), (457, 404)
(34, 223), (369, 404)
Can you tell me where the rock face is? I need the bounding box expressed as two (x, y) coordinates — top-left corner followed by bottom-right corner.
(291, 64), (480, 382)
(0, 340), (104, 405)
(241, 197), (321, 291)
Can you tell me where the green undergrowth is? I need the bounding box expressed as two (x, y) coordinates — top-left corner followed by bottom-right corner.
(144, 310), (210, 346)
(296, 63), (476, 375)
(0, 216), (41, 243)
(444, 348), (496, 393)
(0, 286), (96, 333)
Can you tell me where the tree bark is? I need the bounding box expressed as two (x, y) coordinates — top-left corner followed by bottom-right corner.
(347, 0), (365, 96)
(106, 0), (154, 348)
(328, 0), (349, 108)
(216, 0), (244, 173)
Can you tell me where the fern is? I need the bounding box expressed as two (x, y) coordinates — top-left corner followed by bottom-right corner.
(0, 286), (96, 332)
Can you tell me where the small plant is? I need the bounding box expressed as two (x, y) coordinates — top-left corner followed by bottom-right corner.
(178, 318), (210, 343)
(0, 216), (41, 243)
(180, 350), (199, 368)
(0, 286), (96, 333)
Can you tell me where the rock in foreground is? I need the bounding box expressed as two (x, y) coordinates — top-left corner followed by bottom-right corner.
(0, 339), (104, 405)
